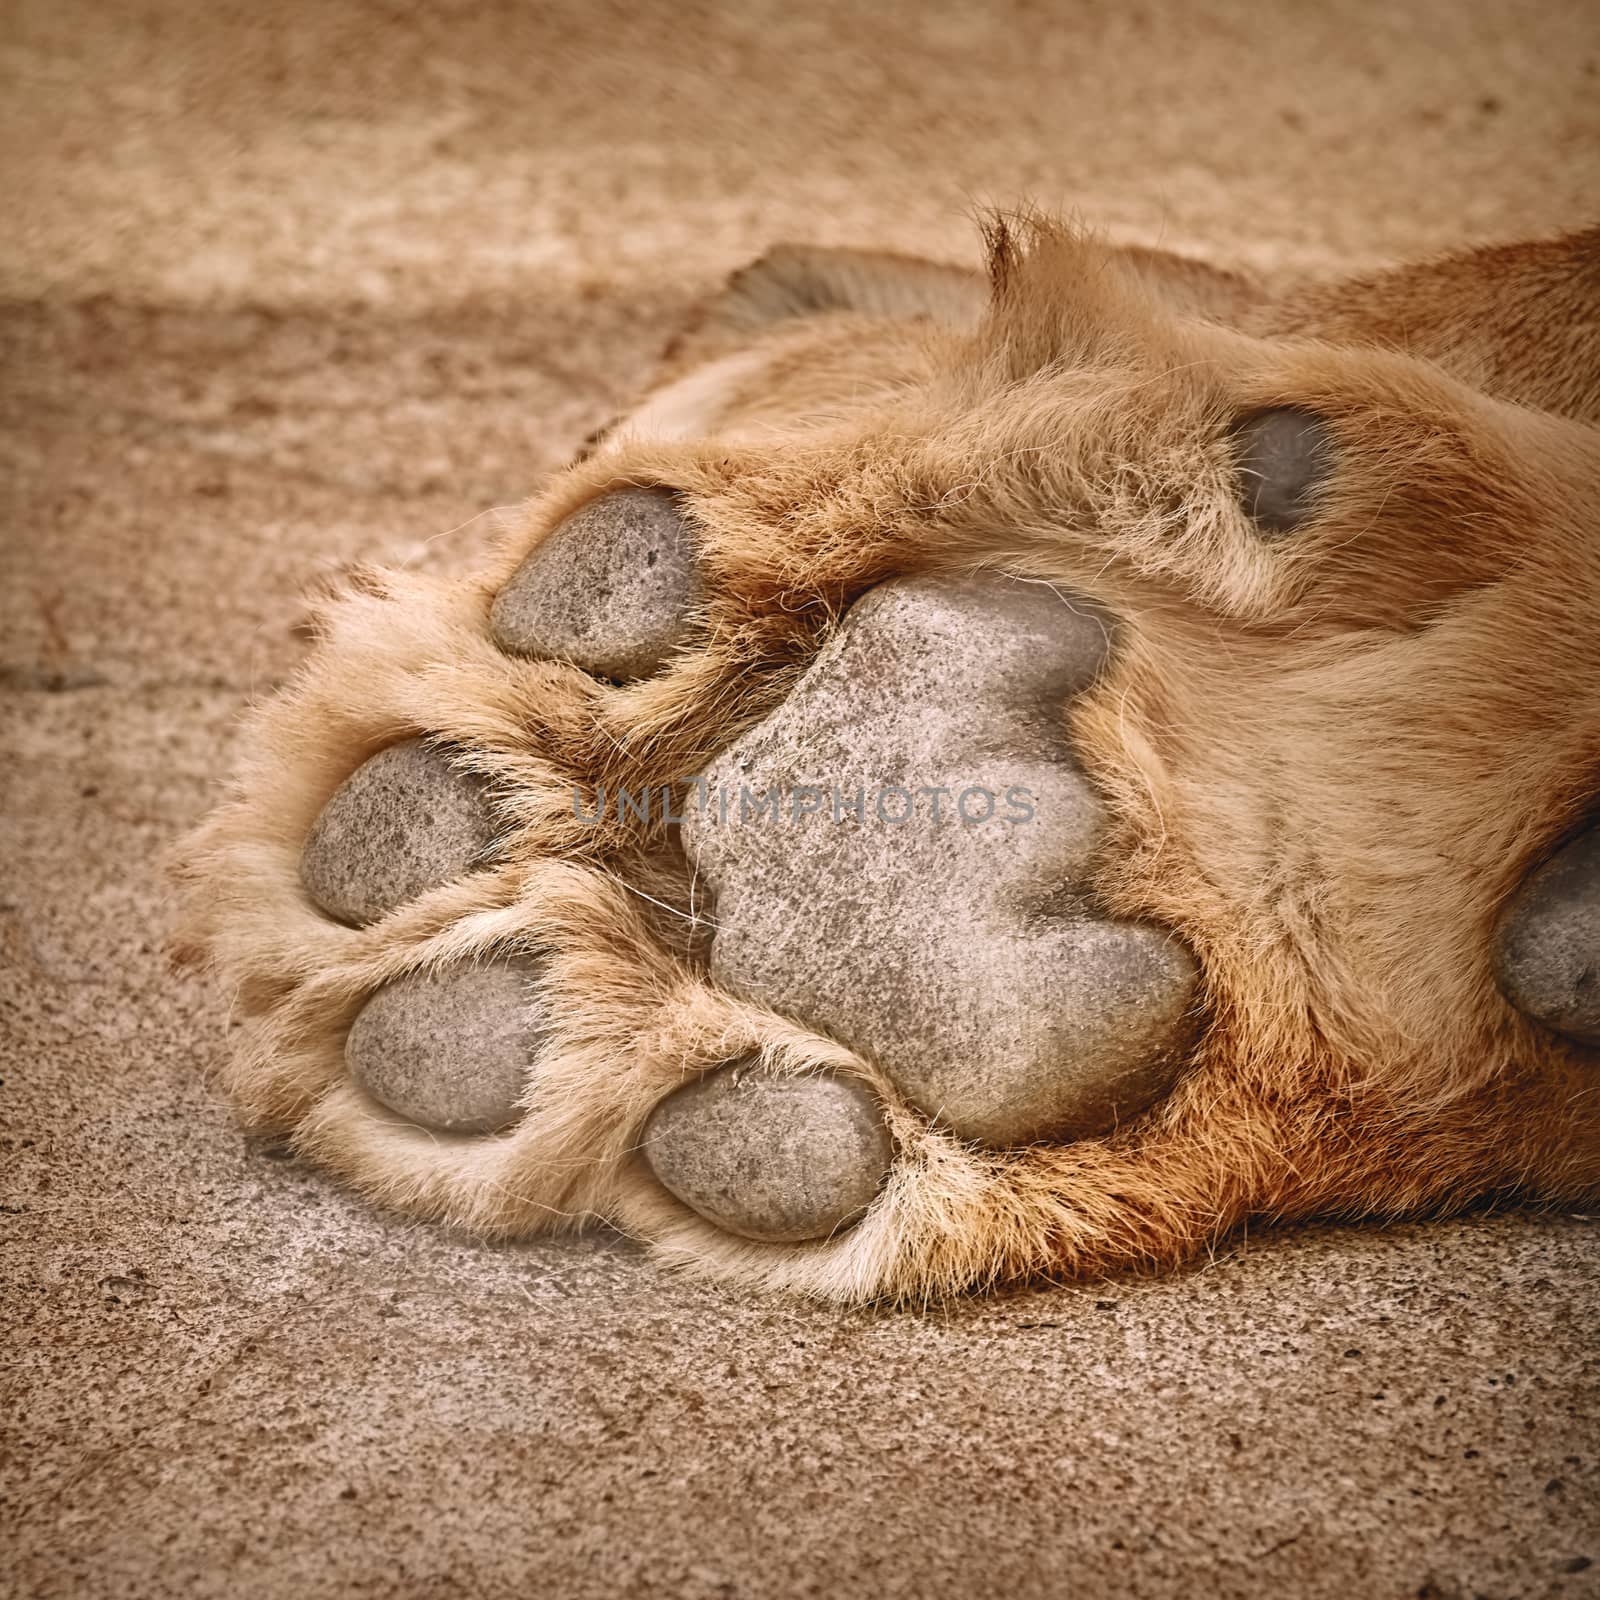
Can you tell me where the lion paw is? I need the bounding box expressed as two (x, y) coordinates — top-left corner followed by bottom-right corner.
(177, 224), (1600, 1301)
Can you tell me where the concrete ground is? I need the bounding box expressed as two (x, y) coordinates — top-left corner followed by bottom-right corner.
(2, 1), (1597, 1595)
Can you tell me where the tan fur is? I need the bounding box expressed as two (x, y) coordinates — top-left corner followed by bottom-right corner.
(174, 216), (1600, 1303)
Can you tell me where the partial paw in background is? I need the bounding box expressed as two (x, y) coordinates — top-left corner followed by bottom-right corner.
(1493, 827), (1600, 1050)
(173, 218), (1600, 1301)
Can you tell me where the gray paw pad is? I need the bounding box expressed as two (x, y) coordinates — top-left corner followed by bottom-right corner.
(1495, 824), (1600, 1048)
(301, 738), (496, 926)
(683, 575), (1199, 1147)
(1233, 407), (1335, 536)
(345, 958), (549, 1134)
(489, 488), (700, 682)
(643, 1061), (893, 1242)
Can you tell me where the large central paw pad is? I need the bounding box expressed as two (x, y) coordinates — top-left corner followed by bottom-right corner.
(682, 575), (1200, 1146)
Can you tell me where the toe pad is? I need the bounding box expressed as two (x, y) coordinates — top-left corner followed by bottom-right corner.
(344, 958), (548, 1134)
(1495, 825), (1600, 1049)
(489, 488), (700, 682)
(643, 1061), (893, 1243)
(301, 738), (496, 926)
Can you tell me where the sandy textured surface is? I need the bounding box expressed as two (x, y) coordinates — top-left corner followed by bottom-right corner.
(3, 1), (1597, 1595)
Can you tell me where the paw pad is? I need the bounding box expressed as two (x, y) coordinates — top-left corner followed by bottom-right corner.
(344, 957), (548, 1133)
(1232, 407), (1335, 535)
(643, 1060), (894, 1242)
(684, 574), (1200, 1146)
(1495, 824), (1600, 1048)
(488, 487), (701, 681)
(300, 738), (497, 926)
